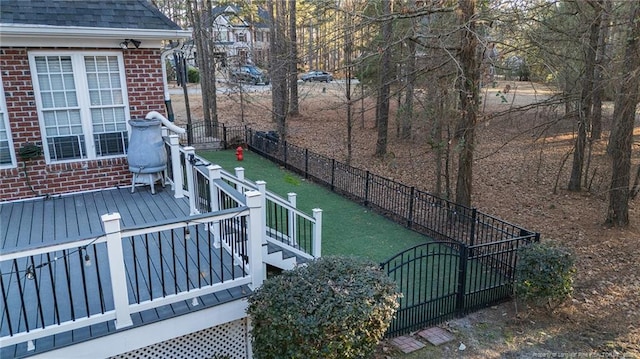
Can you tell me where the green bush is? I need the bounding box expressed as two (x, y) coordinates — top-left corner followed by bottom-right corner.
(247, 256), (400, 359)
(187, 66), (200, 83)
(515, 241), (576, 311)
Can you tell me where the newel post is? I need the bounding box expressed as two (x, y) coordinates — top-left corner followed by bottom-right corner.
(287, 193), (297, 246)
(184, 146), (197, 214)
(102, 213), (133, 329)
(208, 165), (222, 248)
(169, 135), (183, 198)
(235, 167), (245, 193)
(312, 208), (323, 258)
(246, 190), (265, 289)
(255, 180), (267, 245)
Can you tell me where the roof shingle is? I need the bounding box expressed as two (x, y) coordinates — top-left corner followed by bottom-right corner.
(0, 0), (182, 30)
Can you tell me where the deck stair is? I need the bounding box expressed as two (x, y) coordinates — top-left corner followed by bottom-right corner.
(263, 241), (312, 270)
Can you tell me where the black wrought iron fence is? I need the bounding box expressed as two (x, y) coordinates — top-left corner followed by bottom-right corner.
(243, 127), (540, 336)
(180, 122), (247, 149)
(245, 129), (539, 244)
(185, 124), (539, 336)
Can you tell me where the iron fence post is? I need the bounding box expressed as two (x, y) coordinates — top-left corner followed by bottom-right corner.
(305, 148), (309, 179)
(223, 124), (228, 149)
(364, 170), (370, 206)
(469, 208), (477, 257)
(455, 244), (468, 315)
(283, 141), (288, 167)
(408, 187), (415, 228)
(186, 123), (193, 146)
(331, 158), (336, 191)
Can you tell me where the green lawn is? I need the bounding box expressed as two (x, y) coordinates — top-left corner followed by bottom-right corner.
(199, 149), (430, 263)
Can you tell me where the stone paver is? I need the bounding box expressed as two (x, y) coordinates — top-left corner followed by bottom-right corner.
(418, 326), (456, 346)
(390, 335), (426, 353)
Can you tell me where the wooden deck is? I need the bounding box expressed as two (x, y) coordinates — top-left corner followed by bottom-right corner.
(0, 185), (252, 358)
(2, 185), (191, 252)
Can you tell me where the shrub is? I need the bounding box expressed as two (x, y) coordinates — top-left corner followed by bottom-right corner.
(247, 256), (400, 359)
(515, 241), (576, 311)
(187, 66), (200, 83)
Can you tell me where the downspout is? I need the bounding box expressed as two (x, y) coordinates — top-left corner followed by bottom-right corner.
(161, 45), (177, 122)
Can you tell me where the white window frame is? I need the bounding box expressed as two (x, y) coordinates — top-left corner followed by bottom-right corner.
(0, 77), (17, 169)
(28, 51), (131, 164)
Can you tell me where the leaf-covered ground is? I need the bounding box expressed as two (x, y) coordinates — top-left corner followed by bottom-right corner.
(170, 80), (639, 358)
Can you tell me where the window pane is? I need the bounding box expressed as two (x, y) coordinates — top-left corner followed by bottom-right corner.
(53, 91), (67, 107)
(112, 90), (123, 104)
(85, 57), (96, 72)
(64, 75), (76, 90)
(60, 57), (73, 72)
(107, 57), (119, 71)
(89, 90), (100, 105)
(49, 74), (64, 91)
(35, 57), (48, 72)
(41, 92), (54, 108)
(38, 74), (51, 91)
(67, 91), (78, 107)
(110, 73), (121, 88)
(86, 73), (98, 88)
(100, 90), (113, 104)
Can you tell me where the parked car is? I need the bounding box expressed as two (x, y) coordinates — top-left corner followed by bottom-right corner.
(230, 65), (269, 85)
(301, 70), (333, 82)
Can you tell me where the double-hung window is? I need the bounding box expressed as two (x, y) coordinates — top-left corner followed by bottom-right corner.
(29, 52), (129, 163)
(0, 79), (16, 168)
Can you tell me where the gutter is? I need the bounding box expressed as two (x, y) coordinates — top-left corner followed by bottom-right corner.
(161, 45), (178, 122)
(0, 24), (192, 40)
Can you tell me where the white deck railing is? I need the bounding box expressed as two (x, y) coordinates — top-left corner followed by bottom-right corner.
(162, 134), (323, 261)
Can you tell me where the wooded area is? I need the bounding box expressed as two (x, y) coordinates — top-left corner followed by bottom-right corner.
(156, 0), (639, 228)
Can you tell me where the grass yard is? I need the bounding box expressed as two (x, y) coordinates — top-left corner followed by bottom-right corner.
(199, 149), (430, 263)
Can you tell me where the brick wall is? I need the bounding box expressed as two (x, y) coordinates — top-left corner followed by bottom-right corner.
(0, 47), (168, 201)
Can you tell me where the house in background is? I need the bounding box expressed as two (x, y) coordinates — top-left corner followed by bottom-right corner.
(1, 1), (321, 358)
(209, 5), (270, 69)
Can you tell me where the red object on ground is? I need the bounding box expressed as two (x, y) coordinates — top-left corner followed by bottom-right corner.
(236, 146), (244, 161)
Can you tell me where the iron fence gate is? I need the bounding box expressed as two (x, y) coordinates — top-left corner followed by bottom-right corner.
(380, 242), (466, 337)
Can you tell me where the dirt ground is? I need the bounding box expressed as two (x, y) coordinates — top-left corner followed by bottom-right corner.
(169, 80), (640, 358)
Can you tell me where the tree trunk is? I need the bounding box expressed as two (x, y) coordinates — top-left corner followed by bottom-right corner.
(454, 0), (479, 207)
(288, 0), (299, 116)
(401, 38), (416, 140)
(591, 0), (610, 140)
(268, 0), (288, 139)
(345, 10), (353, 165)
(569, 3), (601, 191)
(606, 2), (640, 227)
(186, 0), (218, 137)
(375, 0), (392, 158)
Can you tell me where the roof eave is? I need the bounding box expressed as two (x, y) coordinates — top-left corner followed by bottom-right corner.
(0, 24), (192, 41)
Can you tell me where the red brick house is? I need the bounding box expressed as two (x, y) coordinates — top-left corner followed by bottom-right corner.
(0, 0), (191, 201)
